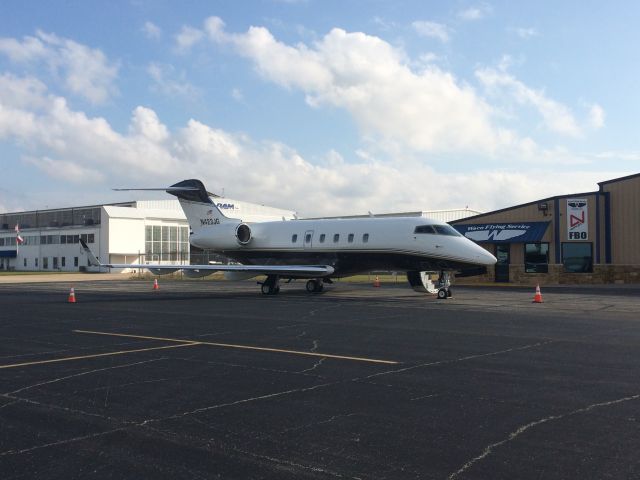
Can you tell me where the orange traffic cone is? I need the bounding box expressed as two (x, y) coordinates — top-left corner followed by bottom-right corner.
(153, 278), (159, 291)
(373, 275), (381, 288)
(533, 284), (543, 303)
(68, 287), (77, 303)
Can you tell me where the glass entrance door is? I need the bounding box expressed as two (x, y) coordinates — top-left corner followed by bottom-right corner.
(495, 244), (510, 282)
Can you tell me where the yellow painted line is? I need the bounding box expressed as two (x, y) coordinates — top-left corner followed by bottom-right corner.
(0, 343), (199, 370)
(74, 329), (398, 365)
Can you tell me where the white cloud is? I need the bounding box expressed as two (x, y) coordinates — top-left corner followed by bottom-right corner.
(0, 74), (175, 183)
(0, 31), (119, 104)
(231, 87), (244, 102)
(476, 67), (582, 137)
(174, 25), (204, 52)
(143, 21), (162, 40)
(0, 73), (613, 215)
(458, 4), (492, 21)
(588, 103), (605, 129)
(147, 62), (200, 98)
(512, 27), (539, 39)
(412, 21), (451, 43)
(202, 18), (527, 156)
(24, 156), (105, 183)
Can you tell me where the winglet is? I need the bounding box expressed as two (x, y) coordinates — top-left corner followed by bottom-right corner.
(79, 239), (102, 267)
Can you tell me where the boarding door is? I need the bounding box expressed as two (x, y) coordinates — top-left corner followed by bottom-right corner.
(303, 230), (314, 249)
(494, 244), (510, 282)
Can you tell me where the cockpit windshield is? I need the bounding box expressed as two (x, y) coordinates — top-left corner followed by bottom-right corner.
(414, 225), (462, 236)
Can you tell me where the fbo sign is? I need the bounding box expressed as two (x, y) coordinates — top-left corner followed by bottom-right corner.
(567, 198), (588, 240)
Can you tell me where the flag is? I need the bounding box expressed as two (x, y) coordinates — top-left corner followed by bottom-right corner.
(15, 224), (24, 245)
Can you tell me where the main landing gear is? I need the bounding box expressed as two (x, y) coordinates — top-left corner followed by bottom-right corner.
(259, 276), (328, 295)
(305, 278), (324, 293)
(259, 275), (280, 295)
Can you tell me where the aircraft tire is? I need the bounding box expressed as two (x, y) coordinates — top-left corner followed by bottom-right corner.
(437, 288), (448, 300)
(306, 280), (318, 293)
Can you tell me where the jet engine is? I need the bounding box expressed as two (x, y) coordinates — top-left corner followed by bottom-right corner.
(236, 223), (252, 245)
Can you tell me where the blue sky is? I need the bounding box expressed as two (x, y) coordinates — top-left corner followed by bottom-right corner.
(0, 0), (638, 216)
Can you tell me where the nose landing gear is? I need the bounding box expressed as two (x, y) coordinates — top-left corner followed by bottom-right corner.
(436, 270), (452, 299)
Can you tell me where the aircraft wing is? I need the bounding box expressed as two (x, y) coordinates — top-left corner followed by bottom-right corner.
(79, 240), (334, 277)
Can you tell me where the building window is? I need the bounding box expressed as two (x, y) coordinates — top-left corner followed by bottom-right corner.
(24, 258), (27, 267)
(333, 234), (340, 243)
(35, 258), (38, 268)
(43, 257), (48, 269)
(62, 257), (66, 267)
(363, 233), (369, 243)
(88, 233), (95, 243)
(292, 234), (298, 243)
(319, 234), (325, 243)
(53, 257), (58, 269)
(525, 243), (549, 273)
(562, 242), (593, 273)
(348, 233), (354, 243)
(74, 257), (78, 267)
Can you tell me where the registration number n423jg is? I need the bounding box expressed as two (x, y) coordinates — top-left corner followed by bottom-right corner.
(200, 218), (220, 226)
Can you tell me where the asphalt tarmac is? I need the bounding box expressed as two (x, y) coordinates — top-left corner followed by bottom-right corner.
(0, 280), (639, 479)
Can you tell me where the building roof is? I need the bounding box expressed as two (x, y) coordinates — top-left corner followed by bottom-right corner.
(597, 172), (640, 187)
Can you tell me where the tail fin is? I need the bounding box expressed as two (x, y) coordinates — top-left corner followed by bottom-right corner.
(166, 179), (215, 204)
(114, 179), (238, 236)
(167, 180), (239, 242)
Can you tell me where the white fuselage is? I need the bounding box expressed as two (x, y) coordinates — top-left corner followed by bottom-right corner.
(187, 207), (495, 276)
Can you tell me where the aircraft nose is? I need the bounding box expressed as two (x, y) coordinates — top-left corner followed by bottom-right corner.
(466, 241), (496, 265)
(477, 246), (497, 265)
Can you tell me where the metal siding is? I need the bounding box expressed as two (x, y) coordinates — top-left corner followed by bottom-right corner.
(603, 176), (640, 264)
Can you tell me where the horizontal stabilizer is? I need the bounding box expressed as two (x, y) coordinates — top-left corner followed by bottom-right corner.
(113, 179), (219, 202)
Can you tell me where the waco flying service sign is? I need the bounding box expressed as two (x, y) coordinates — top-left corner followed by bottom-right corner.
(453, 222), (550, 243)
(566, 198), (588, 240)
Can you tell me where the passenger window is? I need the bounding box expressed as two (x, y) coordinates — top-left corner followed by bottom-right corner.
(319, 234), (326, 243)
(348, 233), (354, 243)
(305, 233), (312, 243)
(363, 233), (369, 243)
(333, 234), (340, 243)
(414, 225), (436, 234)
(292, 234), (298, 243)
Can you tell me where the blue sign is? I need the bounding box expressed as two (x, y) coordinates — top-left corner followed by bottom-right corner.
(453, 221), (550, 243)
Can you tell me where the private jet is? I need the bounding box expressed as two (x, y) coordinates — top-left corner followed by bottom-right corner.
(81, 179), (496, 297)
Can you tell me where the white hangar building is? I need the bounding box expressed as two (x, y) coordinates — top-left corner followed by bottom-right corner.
(0, 198), (296, 272)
